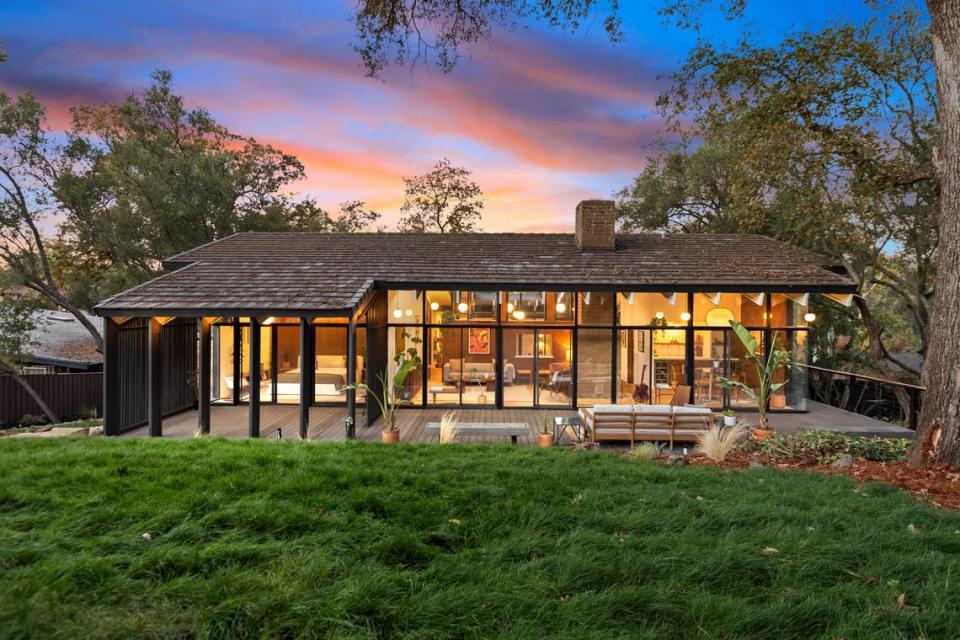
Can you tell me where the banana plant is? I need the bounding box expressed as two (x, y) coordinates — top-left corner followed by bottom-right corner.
(719, 321), (791, 430)
(343, 332), (421, 433)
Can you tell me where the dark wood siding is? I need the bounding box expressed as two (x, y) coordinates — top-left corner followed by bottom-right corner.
(107, 317), (198, 435)
(0, 373), (102, 426)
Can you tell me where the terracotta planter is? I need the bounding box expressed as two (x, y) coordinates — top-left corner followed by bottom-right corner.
(751, 428), (775, 441)
(381, 430), (400, 444)
(537, 432), (554, 448)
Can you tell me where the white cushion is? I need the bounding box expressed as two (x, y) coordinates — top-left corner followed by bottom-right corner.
(591, 404), (635, 413)
(634, 404), (672, 413)
(673, 406), (713, 415)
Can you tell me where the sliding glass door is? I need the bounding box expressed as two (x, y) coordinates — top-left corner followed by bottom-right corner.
(502, 328), (572, 408)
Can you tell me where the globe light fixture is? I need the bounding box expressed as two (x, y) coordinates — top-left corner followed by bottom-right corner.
(457, 301), (469, 313)
(512, 309), (525, 320)
(506, 302), (515, 313)
(804, 312), (817, 323)
(680, 311), (691, 322)
(405, 309), (413, 317)
(655, 311), (665, 320)
(556, 302), (567, 314)
(392, 309), (402, 319)
(430, 301), (440, 311)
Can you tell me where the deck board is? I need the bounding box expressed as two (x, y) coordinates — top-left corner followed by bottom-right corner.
(119, 399), (913, 442)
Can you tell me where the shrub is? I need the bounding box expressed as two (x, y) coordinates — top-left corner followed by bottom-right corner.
(738, 430), (909, 463)
(695, 422), (748, 461)
(18, 414), (46, 427)
(629, 442), (662, 461)
(438, 411), (458, 444)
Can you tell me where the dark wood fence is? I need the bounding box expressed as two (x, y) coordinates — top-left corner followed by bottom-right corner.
(0, 373), (102, 426)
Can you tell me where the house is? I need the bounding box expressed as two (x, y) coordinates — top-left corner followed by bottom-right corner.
(22, 310), (103, 374)
(93, 200), (858, 437)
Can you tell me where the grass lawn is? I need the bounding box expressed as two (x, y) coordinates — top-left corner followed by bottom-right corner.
(2, 439), (959, 639)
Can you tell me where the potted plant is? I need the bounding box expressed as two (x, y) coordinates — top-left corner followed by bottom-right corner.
(722, 409), (737, 427)
(344, 332), (421, 443)
(719, 321), (790, 441)
(537, 419), (554, 448)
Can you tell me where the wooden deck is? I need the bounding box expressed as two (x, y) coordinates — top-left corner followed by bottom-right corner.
(120, 399), (913, 442)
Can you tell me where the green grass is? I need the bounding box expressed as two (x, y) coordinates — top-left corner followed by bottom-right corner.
(2, 439), (959, 639)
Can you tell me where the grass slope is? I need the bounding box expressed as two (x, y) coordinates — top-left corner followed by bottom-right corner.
(1, 439), (959, 639)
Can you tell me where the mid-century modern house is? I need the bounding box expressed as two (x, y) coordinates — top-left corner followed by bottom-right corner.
(94, 200), (858, 437)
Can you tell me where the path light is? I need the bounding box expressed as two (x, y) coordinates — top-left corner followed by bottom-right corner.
(804, 312), (817, 323)
(680, 311), (691, 322)
(392, 309), (402, 319)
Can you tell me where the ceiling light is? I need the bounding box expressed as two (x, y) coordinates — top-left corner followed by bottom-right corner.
(392, 309), (402, 319)
(405, 309), (413, 317)
(655, 311), (665, 320)
(457, 302), (469, 313)
(430, 301), (440, 311)
(680, 311), (691, 322)
(506, 302), (514, 313)
(556, 302), (567, 314)
(512, 309), (525, 320)
(804, 312), (817, 323)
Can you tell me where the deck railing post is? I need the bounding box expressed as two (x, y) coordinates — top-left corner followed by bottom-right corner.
(908, 386), (920, 431)
(249, 318), (261, 438)
(102, 317), (119, 436)
(299, 318), (313, 440)
(346, 319), (357, 439)
(147, 317), (163, 437)
(198, 318), (211, 435)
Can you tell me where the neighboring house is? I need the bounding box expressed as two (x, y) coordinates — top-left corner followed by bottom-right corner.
(22, 310), (103, 374)
(93, 200), (858, 437)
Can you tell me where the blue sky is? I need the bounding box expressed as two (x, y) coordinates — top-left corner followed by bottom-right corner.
(0, 1), (884, 230)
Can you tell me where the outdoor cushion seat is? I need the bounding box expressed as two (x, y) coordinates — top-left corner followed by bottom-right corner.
(580, 404), (714, 449)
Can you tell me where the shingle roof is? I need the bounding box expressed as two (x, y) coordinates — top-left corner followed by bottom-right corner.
(26, 310), (103, 368)
(95, 232), (856, 315)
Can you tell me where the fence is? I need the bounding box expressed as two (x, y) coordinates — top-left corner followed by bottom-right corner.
(0, 372), (102, 426)
(802, 363), (923, 430)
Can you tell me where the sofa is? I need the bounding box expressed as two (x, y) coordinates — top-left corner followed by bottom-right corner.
(578, 404), (714, 448)
(443, 360), (516, 385)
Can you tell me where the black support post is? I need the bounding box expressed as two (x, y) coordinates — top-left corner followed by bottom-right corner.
(299, 318), (313, 439)
(102, 317), (119, 436)
(147, 317), (162, 437)
(346, 319), (357, 439)
(198, 318), (211, 435)
(249, 318), (261, 438)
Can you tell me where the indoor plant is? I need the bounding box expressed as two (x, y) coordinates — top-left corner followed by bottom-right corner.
(719, 321), (790, 440)
(537, 419), (554, 448)
(344, 332), (421, 443)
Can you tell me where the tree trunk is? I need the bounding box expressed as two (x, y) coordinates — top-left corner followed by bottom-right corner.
(910, 1), (960, 466)
(11, 373), (60, 424)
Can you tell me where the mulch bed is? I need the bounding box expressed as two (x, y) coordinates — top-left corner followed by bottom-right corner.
(687, 453), (960, 511)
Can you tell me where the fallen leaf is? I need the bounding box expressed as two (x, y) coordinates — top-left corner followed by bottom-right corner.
(907, 524), (918, 535)
(560, 595), (571, 603)
(448, 519), (462, 526)
(572, 494), (582, 504)
(866, 576), (881, 585)
(696, 496), (704, 501)
(761, 547), (779, 554)
(141, 532), (152, 541)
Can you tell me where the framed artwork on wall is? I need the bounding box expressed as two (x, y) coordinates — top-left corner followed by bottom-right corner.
(468, 327), (490, 354)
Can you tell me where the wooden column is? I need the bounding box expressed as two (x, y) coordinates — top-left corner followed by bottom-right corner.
(102, 317), (120, 436)
(147, 317), (162, 437)
(249, 318), (261, 438)
(346, 319), (357, 439)
(197, 318), (211, 435)
(299, 318), (313, 439)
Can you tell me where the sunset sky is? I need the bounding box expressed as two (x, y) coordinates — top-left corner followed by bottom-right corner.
(1, 1), (874, 231)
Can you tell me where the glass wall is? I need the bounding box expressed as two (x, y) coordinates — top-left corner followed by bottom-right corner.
(618, 292), (688, 325)
(427, 327), (497, 405)
(576, 329), (612, 407)
(501, 327), (571, 407)
(652, 325), (686, 403)
(692, 329), (726, 408)
(274, 325), (301, 404)
(388, 290), (423, 323)
(693, 292), (766, 327)
(388, 326), (423, 406)
(314, 326), (348, 403)
(211, 323), (236, 403)
(578, 292), (614, 325)
(426, 290), (497, 323)
(617, 329), (651, 404)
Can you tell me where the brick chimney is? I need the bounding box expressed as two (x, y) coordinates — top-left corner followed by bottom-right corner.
(575, 200), (616, 251)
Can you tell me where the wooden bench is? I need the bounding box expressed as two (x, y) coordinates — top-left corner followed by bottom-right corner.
(424, 422), (530, 444)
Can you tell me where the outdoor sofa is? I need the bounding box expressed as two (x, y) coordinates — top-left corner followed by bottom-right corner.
(578, 404), (714, 448)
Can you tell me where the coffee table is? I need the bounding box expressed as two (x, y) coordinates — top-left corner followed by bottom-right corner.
(425, 422), (530, 444)
(553, 415), (585, 445)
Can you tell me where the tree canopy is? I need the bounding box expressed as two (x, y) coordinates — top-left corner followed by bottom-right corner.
(398, 158), (484, 232)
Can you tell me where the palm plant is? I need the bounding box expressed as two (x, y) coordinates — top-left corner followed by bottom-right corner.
(344, 333), (421, 433)
(719, 321), (791, 431)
